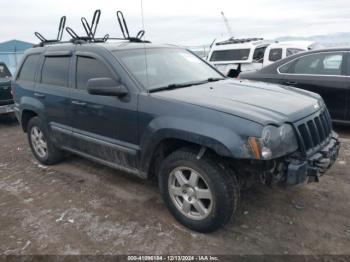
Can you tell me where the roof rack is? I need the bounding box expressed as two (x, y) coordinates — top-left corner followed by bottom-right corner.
(216, 37), (264, 46)
(34, 16), (66, 46)
(116, 11), (149, 43)
(34, 9), (150, 47)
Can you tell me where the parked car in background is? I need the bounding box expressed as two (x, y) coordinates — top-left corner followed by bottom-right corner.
(207, 38), (317, 77)
(0, 62), (14, 116)
(240, 48), (350, 124)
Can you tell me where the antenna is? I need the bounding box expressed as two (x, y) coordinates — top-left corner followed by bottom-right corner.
(35, 16), (66, 43)
(221, 11), (233, 38)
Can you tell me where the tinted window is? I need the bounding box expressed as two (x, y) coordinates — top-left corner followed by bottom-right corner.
(0, 63), (11, 78)
(210, 49), (250, 61)
(292, 53), (343, 75)
(269, 48), (282, 62)
(18, 54), (40, 81)
(253, 46), (267, 63)
(76, 57), (114, 90)
(41, 56), (70, 86)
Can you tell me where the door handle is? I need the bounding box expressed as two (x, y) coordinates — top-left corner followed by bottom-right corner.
(284, 81), (298, 85)
(71, 100), (87, 106)
(34, 92), (46, 98)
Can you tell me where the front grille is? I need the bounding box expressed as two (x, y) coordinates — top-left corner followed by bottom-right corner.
(296, 109), (332, 154)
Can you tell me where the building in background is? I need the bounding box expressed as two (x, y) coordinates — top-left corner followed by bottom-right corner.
(0, 40), (33, 75)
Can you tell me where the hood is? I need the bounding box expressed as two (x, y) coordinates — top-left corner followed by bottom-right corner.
(153, 79), (322, 125)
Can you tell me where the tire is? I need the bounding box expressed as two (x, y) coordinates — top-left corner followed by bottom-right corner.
(27, 116), (63, 165)
(158, 148), (240, 233)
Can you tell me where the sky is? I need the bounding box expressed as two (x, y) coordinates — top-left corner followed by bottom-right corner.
(1, 0), (350, 46)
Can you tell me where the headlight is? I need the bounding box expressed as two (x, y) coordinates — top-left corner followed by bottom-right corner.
(248, 124), (298, 160)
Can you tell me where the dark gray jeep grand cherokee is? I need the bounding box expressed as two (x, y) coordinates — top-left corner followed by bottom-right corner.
(12, 42), (340, 232)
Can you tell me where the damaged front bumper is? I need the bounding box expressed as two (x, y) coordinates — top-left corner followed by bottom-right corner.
(286, 132), (340, 185)
(0, 103), (14, 115)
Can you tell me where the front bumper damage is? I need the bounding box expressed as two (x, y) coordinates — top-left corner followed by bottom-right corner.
(286, 132), (340, 185)
(0, 103), (14, 115)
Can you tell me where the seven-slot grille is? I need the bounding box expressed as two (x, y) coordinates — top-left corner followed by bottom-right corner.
(296, 109), (332, 153)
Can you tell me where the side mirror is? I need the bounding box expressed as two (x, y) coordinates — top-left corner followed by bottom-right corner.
(87, 78), (128, 97)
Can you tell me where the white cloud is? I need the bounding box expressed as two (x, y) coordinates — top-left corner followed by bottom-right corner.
(0, 0), (349, 45)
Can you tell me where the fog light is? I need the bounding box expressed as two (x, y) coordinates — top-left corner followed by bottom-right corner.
(261, 147), (272, 159)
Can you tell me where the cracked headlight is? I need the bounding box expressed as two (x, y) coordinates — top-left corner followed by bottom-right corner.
(249, 124), (299, 160)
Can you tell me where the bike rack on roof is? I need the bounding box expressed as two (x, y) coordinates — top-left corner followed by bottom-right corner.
(34, 16), (66, 46)
(116, 11), (148, 43)
(34, 9), (150, 47)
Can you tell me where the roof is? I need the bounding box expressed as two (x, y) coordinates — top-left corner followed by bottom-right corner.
(268, 41), (316, 49)
(0, 40), (33, 52)
(29, 40), (177, 52)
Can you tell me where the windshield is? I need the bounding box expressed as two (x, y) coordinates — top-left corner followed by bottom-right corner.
(114, 48), (222, 90)
(0, 63), (12, 78)
(209, 49), (250, 62)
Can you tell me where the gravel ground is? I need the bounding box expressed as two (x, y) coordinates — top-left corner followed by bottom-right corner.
(0, 117), (349, 255)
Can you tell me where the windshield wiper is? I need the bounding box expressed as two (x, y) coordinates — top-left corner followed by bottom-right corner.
(207, 77), (226, 82)
(149, 78), (226, 93)
(149, 81), (205, 93)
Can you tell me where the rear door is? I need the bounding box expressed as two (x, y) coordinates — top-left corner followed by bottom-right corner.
(280, 52), (348, 121)
(34, 49), (74, 146)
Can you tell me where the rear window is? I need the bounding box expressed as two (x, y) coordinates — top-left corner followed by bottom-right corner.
(0, 63), (11, 78)
(41, 56), (70, 87)
(269, 48), (283, 62)
(210, 49), (250, 62)
(17, 54), (40, 82)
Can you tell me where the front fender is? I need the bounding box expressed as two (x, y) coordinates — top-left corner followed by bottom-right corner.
(139, 116), (250, 173)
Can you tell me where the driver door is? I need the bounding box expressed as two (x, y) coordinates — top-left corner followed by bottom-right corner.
(68, 50), (139, 169)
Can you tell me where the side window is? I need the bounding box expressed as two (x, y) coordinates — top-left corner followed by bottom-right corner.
(286, 48), (304, 57)
(253, 46), (267, 63)
(17, 54), (40, 81)
(41, 56), (70, 86)
(269, 48), (283, 62)
(76, 56), (114, 90)
(292, 53), (343, 75)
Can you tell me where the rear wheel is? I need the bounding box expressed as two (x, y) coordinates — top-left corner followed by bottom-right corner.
(27, 117), (63, 165)
(159, 148), (240, 232)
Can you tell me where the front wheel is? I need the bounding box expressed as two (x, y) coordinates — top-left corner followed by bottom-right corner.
(159, 148), (240, 233)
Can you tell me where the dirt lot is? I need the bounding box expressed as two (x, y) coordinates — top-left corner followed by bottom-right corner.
(0, 117), (349, 255)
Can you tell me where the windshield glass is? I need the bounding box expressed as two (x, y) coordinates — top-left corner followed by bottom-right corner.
(114, 48), (222, 90)
(0, 63), (12, 78)
(209, 49), (250, 62)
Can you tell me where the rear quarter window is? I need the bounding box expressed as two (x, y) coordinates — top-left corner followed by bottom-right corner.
(41, 56), (70, 86)
(210, 49), (250, 62)
(17, 54), (40, 82)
